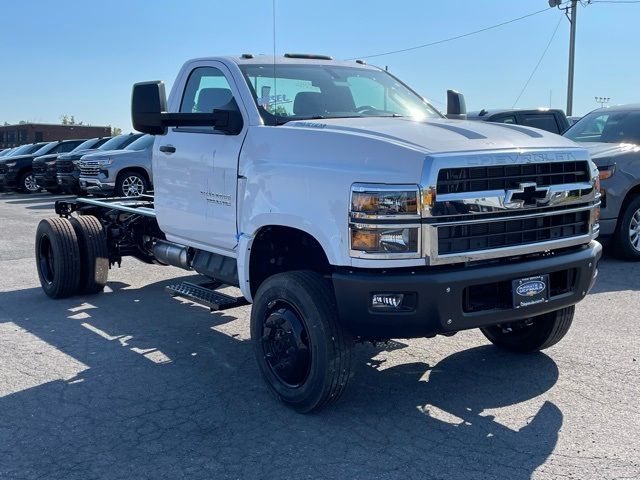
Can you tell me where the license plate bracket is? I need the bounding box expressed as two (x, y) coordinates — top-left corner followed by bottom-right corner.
(512, 274), (549, 308)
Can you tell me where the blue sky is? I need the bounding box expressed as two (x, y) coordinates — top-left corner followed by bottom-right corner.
(0, 0), (637, 131)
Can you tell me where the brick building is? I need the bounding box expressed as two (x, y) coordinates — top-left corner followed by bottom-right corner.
(0, 123), (112, 149)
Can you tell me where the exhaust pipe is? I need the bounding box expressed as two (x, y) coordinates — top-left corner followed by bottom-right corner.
(152, 240), (191, 270)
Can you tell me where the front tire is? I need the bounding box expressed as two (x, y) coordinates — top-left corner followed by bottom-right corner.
(35, 218), (81, 298)
(250, 271), (353, 413)
(481, 306), (575, 353)
(116, 171), (148, 197)
(613, 195), (640, 261)
(19, 170), (40, 193)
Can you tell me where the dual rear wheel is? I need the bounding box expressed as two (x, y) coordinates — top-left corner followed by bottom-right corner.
(35, 216), (109, 299)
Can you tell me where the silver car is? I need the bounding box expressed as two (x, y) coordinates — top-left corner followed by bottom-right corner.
(78, 134), (154, 196)
(564, 104), (640, 260)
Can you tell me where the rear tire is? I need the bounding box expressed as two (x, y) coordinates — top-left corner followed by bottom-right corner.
(250, 271), (353, 413)
(35, 218), (81, 298)
(481, 306), (574, 353)
(70, 215), (109, 294)
(612, 195), (640, 261)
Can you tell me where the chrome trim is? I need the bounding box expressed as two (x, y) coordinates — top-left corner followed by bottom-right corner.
(349, 223), (422, 260)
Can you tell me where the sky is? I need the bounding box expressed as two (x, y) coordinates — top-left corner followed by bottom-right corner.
(0, 0), (638, 132)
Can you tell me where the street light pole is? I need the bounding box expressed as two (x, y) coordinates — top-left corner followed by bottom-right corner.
(566, 0), (578, 116)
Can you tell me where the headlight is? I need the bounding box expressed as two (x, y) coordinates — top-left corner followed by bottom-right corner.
(4, 161), (16, 168)
(95, 159), (113, 166)
(598, 164), (615, 180)
(350, 184), (422, 259)
(351, 188), (418, 218)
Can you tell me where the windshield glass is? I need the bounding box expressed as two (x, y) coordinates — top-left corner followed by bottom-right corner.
(32, 143), (56, 156)
(72, 137), (106, 152)
(564, 109), (640, 144)
(239, 64), (442, 125)
(125, 134), (154, 151)
(8, 143), (47, 156)
(98, 134), (137, 151)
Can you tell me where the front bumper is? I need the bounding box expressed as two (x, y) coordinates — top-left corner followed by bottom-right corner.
(34, 171), (58, 189)
(79, 177), (115, 194)
(57, 172), (79, 190)
(332, 241), (602, 339)
(0, 172), (18, 190)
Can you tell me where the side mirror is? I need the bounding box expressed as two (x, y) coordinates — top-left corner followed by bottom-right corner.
(131, 81), (232, 135)
(446, 89), (467, 120)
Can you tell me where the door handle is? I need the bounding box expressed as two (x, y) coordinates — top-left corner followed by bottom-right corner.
(159, 145), (176, 154)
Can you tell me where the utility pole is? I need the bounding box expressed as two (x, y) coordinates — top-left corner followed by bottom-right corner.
(566, 0), (578, 116)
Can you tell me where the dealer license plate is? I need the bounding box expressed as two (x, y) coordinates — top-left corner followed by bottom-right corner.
(512, 274), (549, 308)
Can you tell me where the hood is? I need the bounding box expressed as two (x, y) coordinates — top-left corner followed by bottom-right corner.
(284, 117), (579, 154)
(33, 153), (59, 163)
(580, 141), (640, 162)
(81, 148), (148, 161)
(0, 153), (36, 163)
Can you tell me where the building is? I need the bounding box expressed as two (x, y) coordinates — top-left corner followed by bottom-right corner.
(0, 123), (112, 149)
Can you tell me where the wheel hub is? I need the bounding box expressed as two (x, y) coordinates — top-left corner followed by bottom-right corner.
(122, 176), (144, 196)
(261, 303), (310, 387)
(24, 174), (39, 192)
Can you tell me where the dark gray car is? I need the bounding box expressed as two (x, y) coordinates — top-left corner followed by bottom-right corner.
(564, 104), (640, 260)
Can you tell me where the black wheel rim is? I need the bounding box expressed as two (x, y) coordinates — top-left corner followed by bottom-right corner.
(38, 234), (55, 284)
(261, 300), (311, 388)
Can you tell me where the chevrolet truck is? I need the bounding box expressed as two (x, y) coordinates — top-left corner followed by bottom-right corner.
(35, 54), (602, 412)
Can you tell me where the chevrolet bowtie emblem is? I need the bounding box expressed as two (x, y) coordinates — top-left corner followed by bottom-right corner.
(505, 182), (550, 207)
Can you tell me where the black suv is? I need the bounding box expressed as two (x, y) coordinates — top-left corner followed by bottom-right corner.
(467, 108), (571, 134)
(34, 138), (107, 193)
(0, 142), (50, 192)
(56, 134), (142, 193)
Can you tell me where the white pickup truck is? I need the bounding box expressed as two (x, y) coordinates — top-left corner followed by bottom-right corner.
(36, 54), (602, 412)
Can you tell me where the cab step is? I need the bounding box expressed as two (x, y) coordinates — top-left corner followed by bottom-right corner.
(166, 281), (249, 311)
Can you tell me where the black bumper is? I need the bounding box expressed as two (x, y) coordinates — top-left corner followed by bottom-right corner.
(0, 172), (18, 190)
(56, 172), (79, 190)
(34, 172), (58, 189)
(332, 241), (602, 340)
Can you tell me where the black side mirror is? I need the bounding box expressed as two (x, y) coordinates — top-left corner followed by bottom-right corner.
(446, 89), (467, 120)
(131, 81), (233, 135)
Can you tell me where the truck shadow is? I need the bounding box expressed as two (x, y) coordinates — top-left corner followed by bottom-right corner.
(0, 276), (561, 479)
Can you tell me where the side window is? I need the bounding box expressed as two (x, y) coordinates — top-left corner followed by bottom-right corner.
(492, 115), (516, 124)
(180, 66), (236, 114)
(52, 141), (81, 154)
(521, 114), (560, 134)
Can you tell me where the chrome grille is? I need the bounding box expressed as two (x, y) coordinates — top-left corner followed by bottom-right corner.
(436, 161), (591, 194)
(79, 161), (100, 176)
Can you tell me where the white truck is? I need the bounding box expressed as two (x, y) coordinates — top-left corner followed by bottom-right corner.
(36, 54), (602, 412)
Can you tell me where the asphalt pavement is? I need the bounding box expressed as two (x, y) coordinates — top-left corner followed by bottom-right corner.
(0, 192), (638, 480)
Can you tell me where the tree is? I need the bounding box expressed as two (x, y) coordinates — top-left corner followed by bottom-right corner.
(110, 126), (123, 135)
(59, 115), (84, 125)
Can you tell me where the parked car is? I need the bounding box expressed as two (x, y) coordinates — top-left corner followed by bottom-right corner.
(56, 134), (143, 194)
(32, 139), (87, 193)
(563, 104), (640, 260)
(79, 134), (154, 196)
(467, 108), (570, 134)
(0, 140), (85, 193)
(0, 142), (51, 192)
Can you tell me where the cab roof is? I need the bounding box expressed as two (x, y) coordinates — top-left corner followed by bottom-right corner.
(189, 54), (379, 70)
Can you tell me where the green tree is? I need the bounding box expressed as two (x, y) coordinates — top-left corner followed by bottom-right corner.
(110, 126), (123, 135)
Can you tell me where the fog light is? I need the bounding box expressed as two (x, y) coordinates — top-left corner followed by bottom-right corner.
(372, 293), (404, 309)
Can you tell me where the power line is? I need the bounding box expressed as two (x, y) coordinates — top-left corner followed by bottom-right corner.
(346, 6), (559, 60)
(512, 14), (564, 108)
(591, 1), (640, 3)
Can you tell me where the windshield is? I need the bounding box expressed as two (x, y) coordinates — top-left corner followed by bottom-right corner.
(32, 143), (56, 156)
(98, 134), (140, 151)
(125, 134), (154, 151)
(564, 109), (640, 144)
(71, 137), (108, 152)
(8, 143), (47, 156)
(239, 64), (442, 125)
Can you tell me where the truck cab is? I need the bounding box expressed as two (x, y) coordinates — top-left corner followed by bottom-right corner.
(467, 108), (571, 135)
(38, 54), (601, 412)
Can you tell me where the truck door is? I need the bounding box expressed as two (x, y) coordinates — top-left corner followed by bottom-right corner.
(154, 62), (246, 253)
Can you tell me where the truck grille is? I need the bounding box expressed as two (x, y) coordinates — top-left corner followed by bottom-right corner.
(32, 162), (47, 175)
(438, 210), (590, 255)
(436, 161), (591, 194)
(79, 162), (100, 176)
(56, 160), (75, 174)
